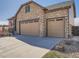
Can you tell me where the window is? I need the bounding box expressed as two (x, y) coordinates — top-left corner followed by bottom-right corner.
(48, 19), (55, 21)
(34, 19), (39, 22)
(56, 18), (63, 21)
(25, 5), (30, 13)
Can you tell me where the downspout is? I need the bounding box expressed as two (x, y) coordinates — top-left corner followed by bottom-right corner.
(73, 0), (76, 17)
(14, 18), (16, 31)
(19, 21), (21, 35)
(68, 9), (70, 39)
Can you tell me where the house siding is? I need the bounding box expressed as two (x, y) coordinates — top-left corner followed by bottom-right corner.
(68, 6), (75, 37)
(46, 9), (68, 18)
(15, 1), (75, 38)
(16, 3), (44, 21)
(45, 9), (70, 38)
(16, 2), (45, 36)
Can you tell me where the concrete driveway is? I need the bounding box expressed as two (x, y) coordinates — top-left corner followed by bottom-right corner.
(0, 35), (63, 58)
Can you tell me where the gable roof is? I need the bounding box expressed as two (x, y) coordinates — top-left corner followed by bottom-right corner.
(15, 0), (46, 16)
(46, 0), (76, 17)
(8, 16), (15, 20)
(15, 0), (76, 17)
(46, 1), (73, 10)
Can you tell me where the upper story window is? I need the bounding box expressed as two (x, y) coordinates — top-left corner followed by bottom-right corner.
(25, 5), (31, 13)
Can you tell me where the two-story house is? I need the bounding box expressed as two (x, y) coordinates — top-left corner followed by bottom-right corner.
(10, 0), (76, 38)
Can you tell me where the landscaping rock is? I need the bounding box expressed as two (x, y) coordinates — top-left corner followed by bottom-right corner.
(54, 42), (65, 52)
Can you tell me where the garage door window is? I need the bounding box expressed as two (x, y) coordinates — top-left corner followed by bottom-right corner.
(48, 19), (55, 21)
(34, 19), (39, 22)
(56, 18), (63, 21)
(20, 19), (39, 24)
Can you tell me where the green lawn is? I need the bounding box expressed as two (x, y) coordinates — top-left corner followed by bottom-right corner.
(43, 50), (66, 58)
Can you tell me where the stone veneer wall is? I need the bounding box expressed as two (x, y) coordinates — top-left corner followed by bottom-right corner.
(39, 15), (46, 37)
(64, 17), (69, 38)
(41, 8), (71, 38)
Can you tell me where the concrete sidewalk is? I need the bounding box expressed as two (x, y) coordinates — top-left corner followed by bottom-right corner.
(0, 35), (63, 58)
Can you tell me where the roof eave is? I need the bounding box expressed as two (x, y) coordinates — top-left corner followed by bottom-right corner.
(47, 6), (71, 13)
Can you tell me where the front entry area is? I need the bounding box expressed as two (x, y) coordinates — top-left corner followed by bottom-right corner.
(47, 18), (65, 37)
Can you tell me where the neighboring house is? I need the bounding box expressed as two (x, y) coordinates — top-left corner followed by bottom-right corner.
(0, 25), (9, 35)
(72, 26), (79, 36)
(72, 18), (79, 36)
(8, 17), (16, 32)
(0, 26), (3, 32)
(10, 0), (76, 38)
(0, 25), (9, 31)
(4, 25), (9, 32)
(74, 18), (79, 26)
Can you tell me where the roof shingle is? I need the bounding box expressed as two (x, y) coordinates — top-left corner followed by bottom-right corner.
(46, 1), (73, 10)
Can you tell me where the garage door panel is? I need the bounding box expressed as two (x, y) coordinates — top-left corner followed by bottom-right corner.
(48, 19), (64, 37)
(21, 22), (40, 36)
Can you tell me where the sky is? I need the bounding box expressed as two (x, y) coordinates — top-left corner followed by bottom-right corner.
(0, 0), (79, 25)
(75, 18), (79, 26)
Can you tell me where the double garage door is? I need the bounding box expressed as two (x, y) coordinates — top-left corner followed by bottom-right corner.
(20, 19), (40, 36)
(20, 18), (64, 37)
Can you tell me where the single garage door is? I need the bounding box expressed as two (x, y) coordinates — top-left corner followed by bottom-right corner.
(20, 19), (40, 36)
(47, 18), (64, 37)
